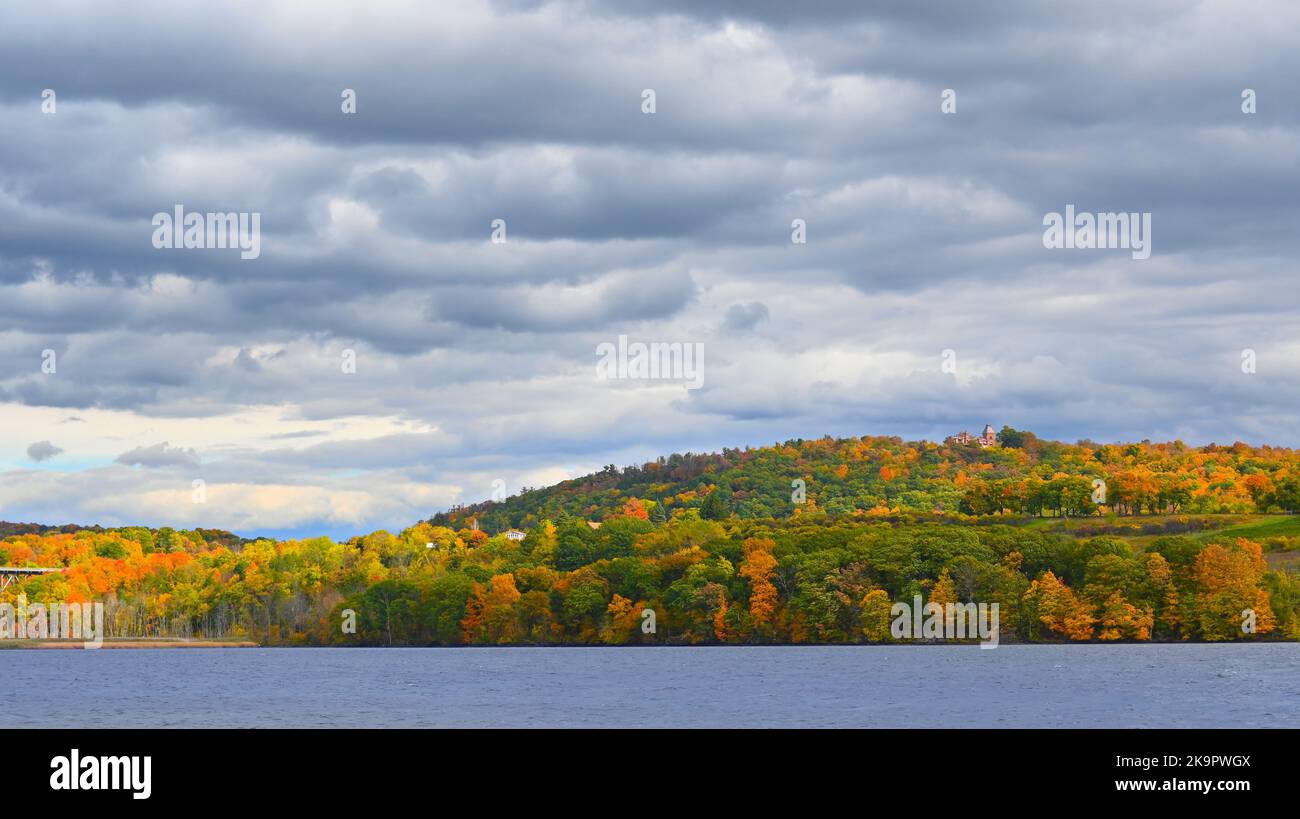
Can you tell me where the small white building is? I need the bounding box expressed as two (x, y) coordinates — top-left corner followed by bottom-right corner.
(504, 529), (527, 541)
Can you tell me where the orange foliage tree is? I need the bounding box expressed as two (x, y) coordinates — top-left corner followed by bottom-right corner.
(1026, 571), (1095, 640)
(738, 538), (780, 634)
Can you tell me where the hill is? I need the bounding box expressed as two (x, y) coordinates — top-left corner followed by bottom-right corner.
(431, 427), (1300, 532)
(4, 428), (1300, 647)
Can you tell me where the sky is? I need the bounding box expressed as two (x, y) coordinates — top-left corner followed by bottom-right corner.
(1, 0), (1299, 539)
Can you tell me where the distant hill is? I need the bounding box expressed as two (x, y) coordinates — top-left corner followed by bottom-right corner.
(430, 427), (1300, 533)
(0, 521), (105, 539)
(6, 427), (1298, 647)
(0, 521), (248, 551)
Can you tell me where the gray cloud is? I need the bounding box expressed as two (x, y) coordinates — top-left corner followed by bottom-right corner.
(115, 442), (201, 469)
(26, 440), (63, 462)
(721, 302), (769, 333)
(0, 0), (1296, 536)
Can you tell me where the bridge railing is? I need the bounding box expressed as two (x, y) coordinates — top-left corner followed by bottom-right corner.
(0, 566), (62, 591)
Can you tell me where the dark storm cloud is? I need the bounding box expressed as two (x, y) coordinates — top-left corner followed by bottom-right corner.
(578, 0), (1169, 27)
(430, 267), (697, 332)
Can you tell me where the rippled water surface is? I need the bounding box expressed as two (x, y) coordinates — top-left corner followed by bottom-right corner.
(2, 644), (1297, 727)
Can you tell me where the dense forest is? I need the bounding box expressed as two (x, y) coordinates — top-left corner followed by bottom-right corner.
(3, 429), (1300, 645)
(434, 427), (1300, 529)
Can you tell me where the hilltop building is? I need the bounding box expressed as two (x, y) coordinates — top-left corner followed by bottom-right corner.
(945, 424), (998, 448)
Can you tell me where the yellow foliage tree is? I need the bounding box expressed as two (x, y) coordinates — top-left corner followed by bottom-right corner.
(739, 538), (780, 632)
(1028, 571), (1094, 640)
(1096, 591), (1153, 640)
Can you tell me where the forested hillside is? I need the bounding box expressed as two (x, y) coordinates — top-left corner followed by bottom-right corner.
(3, 429), (1300, 646)
(433, 428), (1300, 531)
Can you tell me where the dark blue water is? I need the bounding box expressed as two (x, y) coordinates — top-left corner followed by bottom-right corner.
(2, 644), (1296, 728)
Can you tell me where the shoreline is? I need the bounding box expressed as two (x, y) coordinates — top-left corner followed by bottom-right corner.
(2, 640), (1294, 649)
(0, 639), (259, 649)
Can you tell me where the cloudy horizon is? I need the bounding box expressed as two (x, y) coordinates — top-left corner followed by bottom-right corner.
(3, 0), (1299, 539)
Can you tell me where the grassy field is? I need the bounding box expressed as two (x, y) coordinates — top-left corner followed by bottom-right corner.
(999, 513), (1300, 570)
(1191, 515), (1300, 542)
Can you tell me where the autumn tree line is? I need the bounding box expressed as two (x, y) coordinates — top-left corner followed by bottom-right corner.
(435, 431), (1300, 535)
(2, 505), (1297, 645)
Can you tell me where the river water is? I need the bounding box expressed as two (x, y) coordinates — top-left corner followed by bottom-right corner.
(3, 643), (1296, 728)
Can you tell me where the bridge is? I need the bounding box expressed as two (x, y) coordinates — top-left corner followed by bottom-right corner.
(0, 567), (61, 591)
